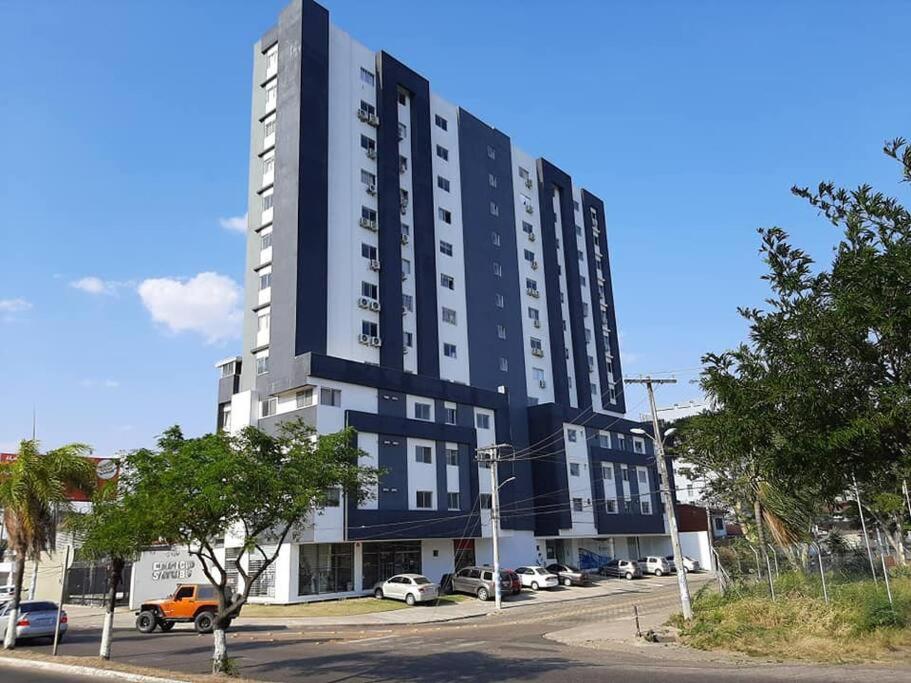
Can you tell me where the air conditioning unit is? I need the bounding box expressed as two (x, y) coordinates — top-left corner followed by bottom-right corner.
(366, 148), (377, 160)
(531, 348), (544, 357)
(533, 319), (541, 328)
(525, 177), (534, 189)
(366, 184), (377, 196)
(526, 287), (540, 298)
(368, 113), (380, 127)
(538, 379), (547, 388)
(369, 300), (381, 312)
(369, 336), (382, 347)
(531, 260), (539, 270)
(358, 333), (370, 345)
(398, 130), (405, 142)
(357, 296), (371, 309)
(400, 204), (408, 215)
(401, 233), (409, 245)
(356, 108), (370, 122)
(528, 232), (536, 242)
(401, 305), (408, 315)
(403, 346), (409, 354)
(525, 204), (534, 214)
(399, 162), (407, 174)
(369, 259), (381, 271)
(359, 217), (377, 231)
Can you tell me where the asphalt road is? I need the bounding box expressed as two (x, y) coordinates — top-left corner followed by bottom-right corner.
(3, 579), (906, 682)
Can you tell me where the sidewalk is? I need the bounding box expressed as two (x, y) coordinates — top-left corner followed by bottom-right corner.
(65, 574), (714, 629)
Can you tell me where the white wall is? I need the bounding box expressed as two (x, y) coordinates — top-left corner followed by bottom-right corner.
(679, 531), (712, 570)
(561, 425), (596, 536)
(407, 437), (437, 511)
(130, 547), (209, 609)
(421, 539), (455, 584)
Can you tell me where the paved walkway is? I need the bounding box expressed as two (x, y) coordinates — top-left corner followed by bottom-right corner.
(63, 573), (714, 629)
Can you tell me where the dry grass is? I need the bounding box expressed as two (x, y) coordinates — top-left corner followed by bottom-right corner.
(240, 594), (467, 618)
(675, 574), (911, 664)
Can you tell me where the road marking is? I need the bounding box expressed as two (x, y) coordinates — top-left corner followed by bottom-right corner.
(445, 640), (486, 650)
(348, 634), (399, 645)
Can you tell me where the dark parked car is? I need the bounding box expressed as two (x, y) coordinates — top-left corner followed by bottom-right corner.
(545, 563), (591, 586)
(451, 566), (516, 600)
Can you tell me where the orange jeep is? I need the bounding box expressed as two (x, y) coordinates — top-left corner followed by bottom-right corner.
(135, 583), (235, 634)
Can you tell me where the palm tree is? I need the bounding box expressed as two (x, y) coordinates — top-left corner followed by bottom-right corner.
(0, 439), (95, 649)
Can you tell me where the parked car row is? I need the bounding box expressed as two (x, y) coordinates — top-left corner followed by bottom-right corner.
(599, 555), (702, 580)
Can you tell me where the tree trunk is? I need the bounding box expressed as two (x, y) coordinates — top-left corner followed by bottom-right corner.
(753, 497), (769, 568)
(211, 627), (229, 674)
(99, 558), (123, 660)
(3, 555), (26, 649)
(889, 514), (906, 566)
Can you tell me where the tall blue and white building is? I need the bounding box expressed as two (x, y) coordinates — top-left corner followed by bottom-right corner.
(215, 0), (673, 602)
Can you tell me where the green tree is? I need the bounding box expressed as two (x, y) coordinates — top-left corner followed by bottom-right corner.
(123, 420), (378, 675)
(67, 481), (157, 659)
(0, 439), (95, 649)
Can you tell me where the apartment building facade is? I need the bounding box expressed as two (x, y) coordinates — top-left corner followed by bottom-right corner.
(215, 0), (672, 602)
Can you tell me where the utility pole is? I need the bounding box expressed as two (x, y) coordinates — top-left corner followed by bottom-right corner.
(625, 376), (693, 621)
(477, 443), (512, 610)
(903, 479), (911, 529)
(853, 473), (878, 584)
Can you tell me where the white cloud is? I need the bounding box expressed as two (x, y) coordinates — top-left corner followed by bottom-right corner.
(219, 213), (248, 233)
(70, 276), (132, 296)
(138, 272), (242, 343)
(0, 298), (32, 313)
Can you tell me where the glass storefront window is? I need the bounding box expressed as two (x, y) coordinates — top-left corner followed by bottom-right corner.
(361, 541), (422, 590)
(298, 543), (354, 596)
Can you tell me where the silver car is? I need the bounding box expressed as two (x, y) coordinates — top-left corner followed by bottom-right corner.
(638, 556), (672, 576)
(0, 600), (68, 644)
(373, 574), (439, 605)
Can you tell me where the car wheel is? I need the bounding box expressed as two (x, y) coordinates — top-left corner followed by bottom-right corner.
(193, 611), (215, 634)
(374, 588), (384, 599)
(159, 621), (176, 632)
(136, 610), (157, 633)
(655, 569), (663, 577)
(625, 572), (633, 580)
(405, 593), (416, 606)
(563, 577), (572, 587)
(531, 581), (539, 591)
(477, 587), (489, 601)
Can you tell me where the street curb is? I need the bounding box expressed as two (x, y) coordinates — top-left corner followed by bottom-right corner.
(0, 655), (184, 683)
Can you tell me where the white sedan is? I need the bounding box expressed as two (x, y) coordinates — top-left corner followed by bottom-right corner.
(515, 566), (559, 590)
(665, 555), (701, 572)
(373, 574), (439, 605)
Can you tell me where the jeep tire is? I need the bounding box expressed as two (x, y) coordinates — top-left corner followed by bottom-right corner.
(136, 610), (157, 633)
(159, 620), (175, 632)
(194, 611), (215, 634)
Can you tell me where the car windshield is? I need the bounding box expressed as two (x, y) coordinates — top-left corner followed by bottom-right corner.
(21, 602), (58, 613)
(413, 577), (431, 585)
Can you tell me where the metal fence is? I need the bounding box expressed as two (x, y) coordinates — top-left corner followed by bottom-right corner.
(65, 561), (132, 606)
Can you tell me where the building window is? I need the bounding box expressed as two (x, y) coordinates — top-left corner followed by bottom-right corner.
(415, 445), (433, 464)
(398, 89), (408, 105)
(439, 240), (453, 256)
(259, 272), (272, 290)
(495, 293), (504, 308)
(404, 331), (414, 347)
(360, 169), (376, 186)
(486, 145), (496, 159)
(570, 462), (580, 476)
(574, 200), (580, 211)
(489, 201), (499, 216)
(437, 176), (450, 192)
(263, 155), (275, 177)
(580, 275), (587, 287)
(402, 293), (413, 312)
(598, 433), (611, 449)
(361, 243), (377, 260)
(263, 193), (274, 211)
(220, 361), (236, 378)
(519, 167), (529, 179)
(492, 262), (502, 277)
(257, 312), (270, 332)
(447, 492), (460, 510)
(572, 498), (583, 512)
(524, 249), (535, 263)
(602, 463), (614, 481)
(567, 429), (577, 442)
(260, 232), (272, 250)
(435, 114), (448, 130)
(530, 337), (542, 352)
(491, 231), (501, 246)
(398, 122), (407, 139)
(443, 343), (457, 358)
(528, 307), (539, 321)
(436, 144), (449, 161)
(444, 408), (457, 425)
(476, 413), (491, 430)
(438, 208), (452, 224)
(265, 83), (277, 106)
(498, 357), (508, 372)
(522, 221), (534, 235)
(361, 281), (378, 300)
(319, 387), (341, 407)
(256, 355), (269, 375)
(360, 134), (376, 153)
(640, 499), (652, 515)
(402, 258), (411, 276)
(637, 468), (648, 485)
(440, 273), (455, 289)
(414, 403), (432, 420)
(496, 324), (506, 339)
(442, 307), (457, 324)
(261, 397), (277, 418)
(621, 466), (629, 481)
(361, 320), (378, 337)
(634, 438), (645, 454)
(488, 173), (498, 188)
(533, 367), (545, 382)
(525, 278), (537, 292)
(416, 491), (433, 509)
(606, 499), (618, 514)
(399, 155), (408, 172)
(323, 488), (341, 507)
(360, 67), (375, 86)
(479, 493), (492, 509)
(359, 100), (376, 117)
(264, 117), (276, 138)
(446, 447), (459, 465)
(361, 206), (377, 222)
(296, 387), (315, 409)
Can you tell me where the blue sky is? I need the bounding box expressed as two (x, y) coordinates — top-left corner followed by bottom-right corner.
(1, 1), (908, 455)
